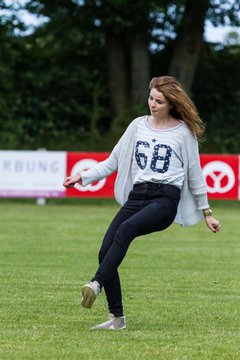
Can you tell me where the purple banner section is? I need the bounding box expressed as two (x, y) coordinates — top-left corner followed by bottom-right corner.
(0, 190), (66, 198)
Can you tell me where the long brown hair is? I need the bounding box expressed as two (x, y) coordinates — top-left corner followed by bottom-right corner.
(149, 76), (205, 143)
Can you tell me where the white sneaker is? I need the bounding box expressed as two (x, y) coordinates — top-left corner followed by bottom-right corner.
(91, 313), (126, 330)
(81, 281), (101, 309)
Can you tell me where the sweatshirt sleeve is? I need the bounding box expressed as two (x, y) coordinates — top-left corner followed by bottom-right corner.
(80, 142), (121, 186)
(80, 119), (137, 186)
(183, 129), (209, 210)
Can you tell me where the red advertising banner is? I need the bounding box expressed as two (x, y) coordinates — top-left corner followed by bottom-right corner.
(66, 152), (116, 198)
(66, 152), (240, 200)
(200, 154), (239, 200)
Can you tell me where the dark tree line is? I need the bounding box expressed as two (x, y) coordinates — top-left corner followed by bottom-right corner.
(0, 0), (239, 152)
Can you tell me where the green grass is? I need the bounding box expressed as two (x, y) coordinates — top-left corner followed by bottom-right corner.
(0, 199), (239, 359)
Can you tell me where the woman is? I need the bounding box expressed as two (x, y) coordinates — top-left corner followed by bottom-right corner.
(63, 76), (221, 330)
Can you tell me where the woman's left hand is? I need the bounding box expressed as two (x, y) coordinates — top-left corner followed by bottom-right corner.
(204, 216), (221, 233)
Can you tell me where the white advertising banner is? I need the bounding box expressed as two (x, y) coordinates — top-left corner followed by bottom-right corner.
(0, 151), (66, 197)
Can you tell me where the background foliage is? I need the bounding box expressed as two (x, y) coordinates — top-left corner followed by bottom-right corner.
(0, 0), (239, 152)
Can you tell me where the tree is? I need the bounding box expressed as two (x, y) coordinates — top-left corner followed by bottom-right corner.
(86, 0), (152, 131)
(0, 0), (239, 152)
(169, 0), (240, 91)
(224, 31), (240, 46)
(193, 41), (240, 153)
(169, 0), (210, 91)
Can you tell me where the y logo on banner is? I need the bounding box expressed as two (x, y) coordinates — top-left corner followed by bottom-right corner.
(202, 161), (235, 194)
(71, 159), (106, 192)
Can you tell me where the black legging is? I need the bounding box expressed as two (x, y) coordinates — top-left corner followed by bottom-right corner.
(92, 182), (181, 317)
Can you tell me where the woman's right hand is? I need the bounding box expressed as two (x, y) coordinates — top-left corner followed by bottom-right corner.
(63, 173), (82, 188)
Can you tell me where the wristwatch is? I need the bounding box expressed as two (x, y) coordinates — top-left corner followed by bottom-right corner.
(203, 208), (213, 217)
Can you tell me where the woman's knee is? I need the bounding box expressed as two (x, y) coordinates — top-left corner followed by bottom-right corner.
(98, 220), (134, 262)
(98, 245), (107, 263)
(98, 232), (115, 263)
(114, 222), (135, 249)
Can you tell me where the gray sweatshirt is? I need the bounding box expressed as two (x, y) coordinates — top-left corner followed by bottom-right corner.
(81, 116), (209, 226)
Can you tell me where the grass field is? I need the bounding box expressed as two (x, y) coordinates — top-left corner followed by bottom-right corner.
(0, 199), (239, 360)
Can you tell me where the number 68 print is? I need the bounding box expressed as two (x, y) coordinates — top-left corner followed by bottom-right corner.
(135, 141), (172, 173)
